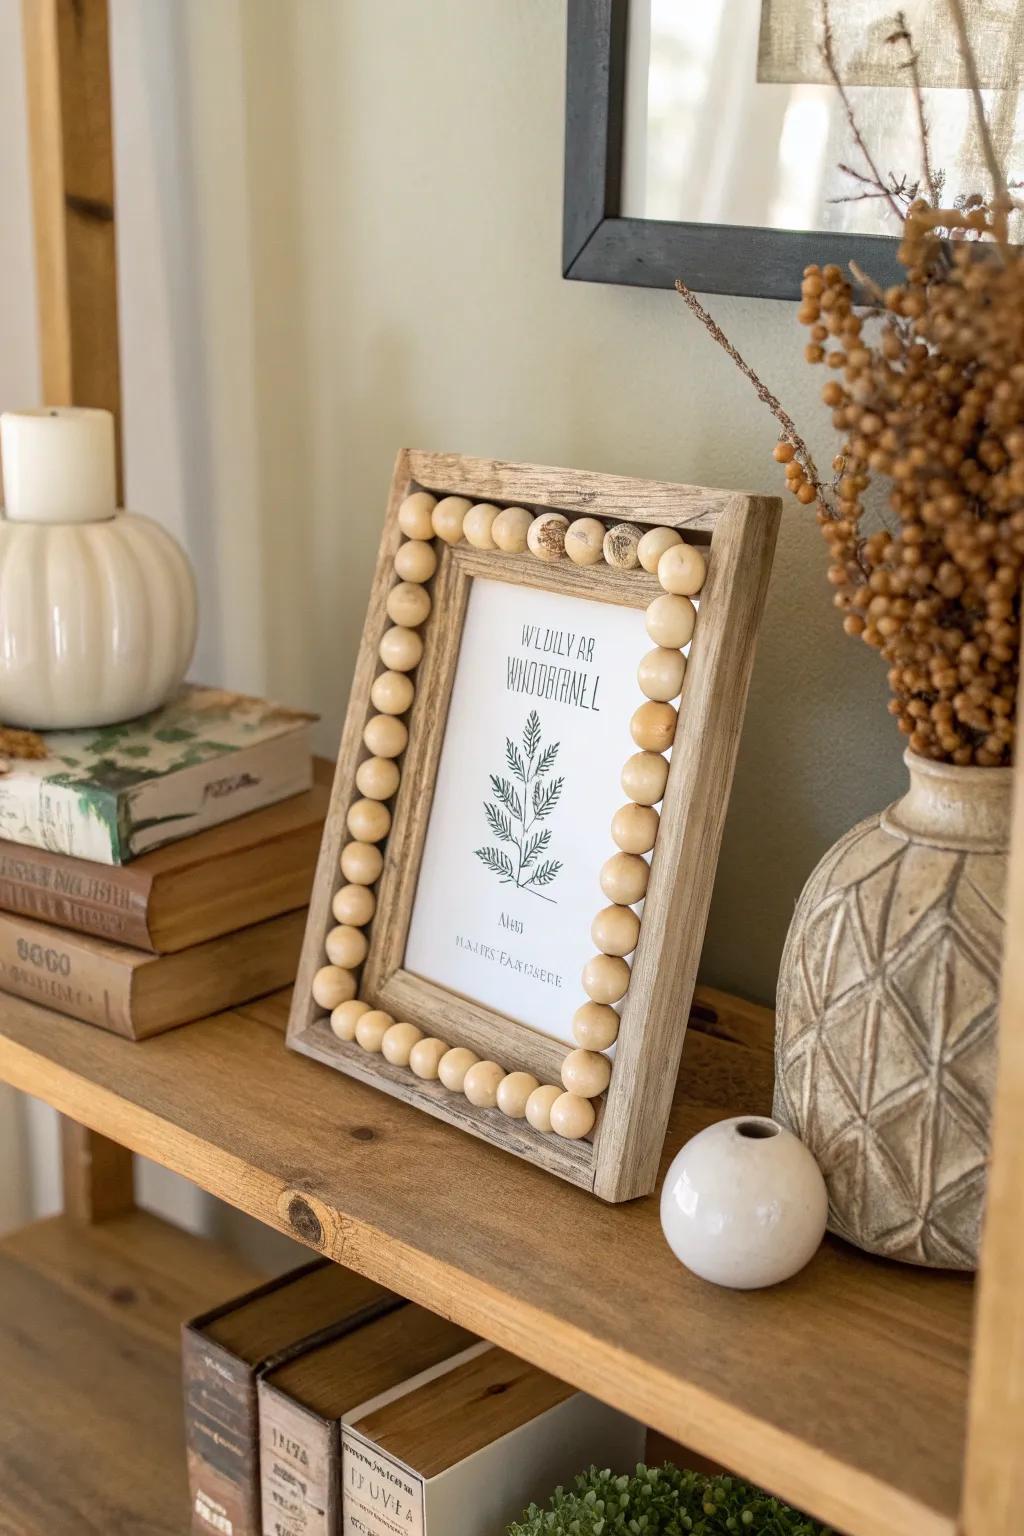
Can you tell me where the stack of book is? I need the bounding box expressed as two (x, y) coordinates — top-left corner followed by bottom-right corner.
(0, 685), (328, 1038)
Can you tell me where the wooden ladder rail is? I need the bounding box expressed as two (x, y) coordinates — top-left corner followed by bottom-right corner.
(20, 0), (133, 1222)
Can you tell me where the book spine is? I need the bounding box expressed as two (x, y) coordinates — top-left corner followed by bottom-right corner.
(342, 1432), (425, 1536)
(259, 1386), (338, 1536)
(182, 1326), (263, 1536)
(0, 776), (120, 862)
(0, 848), (152, 949)
(0, 910), (133, 1033)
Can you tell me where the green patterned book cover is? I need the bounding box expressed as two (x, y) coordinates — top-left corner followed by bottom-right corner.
(0, 686), (315, 865)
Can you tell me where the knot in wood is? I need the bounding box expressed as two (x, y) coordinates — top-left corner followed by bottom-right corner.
(286, 1195), (323, 1247)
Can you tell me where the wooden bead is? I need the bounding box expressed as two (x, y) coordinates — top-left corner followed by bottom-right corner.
(591, 903), (641, 957)
(346, 798), (391, 843)
(600, 851), (649, 905)
(491, 505), (534, 552)
(409, 1036), (450, 1079)
(463, 503), (500, 549)
(564, 517), (606, 566)
(582, 952), (631, 1005)
(379, 625), (423, 672)
(438, 1046), (478, 1093)
(364, 714), (408, 759)
(621, 751), (669, 805)
(657, 541), (707, 596)
(398, 492), (436, 540)
(646, 593), (695, 649)
(382, 1020), (424, 1066)
(332, 883), (376, 926)
(561, 1047), (612, 1099)
(393, 539), (437, 583)
(432, 496), (471, 544)
(527, 512), (568, 562)
(631, 700), (677, 752)
(637, 526), (682, 574)
(611, 802), (659, 855)
(637, 646), (686, 702)
(370, 670), (414, 716)
(603, 522), (641, 569)
(325, 924), (368, 969)
(312, 965), (357, 1010)
(355, 756), (400, 801)
(572, 1002), (620, 1050)
(339, 841), (384, 885)
(462, 1059), (505, 1107)
(496, 1070), (540, 1118)
(550, 1091), (596, 1140)
(386, 582), (431, 629)
(525, 1083), (561, 1133)
(330, 998), (370, 1041)
(355, 1009), (392, 1053)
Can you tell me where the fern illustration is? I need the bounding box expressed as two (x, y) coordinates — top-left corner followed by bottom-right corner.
(475, 709), (564, 901)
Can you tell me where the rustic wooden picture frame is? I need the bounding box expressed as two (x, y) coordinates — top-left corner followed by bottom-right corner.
(288, 450), (779, 1201)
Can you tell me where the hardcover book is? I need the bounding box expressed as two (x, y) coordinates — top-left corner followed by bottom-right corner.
(0, 759), (331, 951)
(341, 1344), (645, 1536)
(0, 685), (315, 864)
(258, 1304), (476, 1536)
(183, 1260), (400, 1536)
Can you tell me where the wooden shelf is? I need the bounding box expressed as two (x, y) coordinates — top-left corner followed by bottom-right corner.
(0, 986), (973, 1536)
(0, 1209), (262, 1534)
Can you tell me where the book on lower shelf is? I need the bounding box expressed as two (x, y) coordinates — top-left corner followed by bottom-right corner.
(0, 685), (315, 864)
(183, 1259), (402, 1536)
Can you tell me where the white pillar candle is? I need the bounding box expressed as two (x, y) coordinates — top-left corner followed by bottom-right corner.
(1, 407), (116, 524)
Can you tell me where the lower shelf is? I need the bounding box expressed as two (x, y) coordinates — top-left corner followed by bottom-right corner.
(0, 1209), (262, 1535)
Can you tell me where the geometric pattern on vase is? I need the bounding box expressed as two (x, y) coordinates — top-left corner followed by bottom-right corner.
(775, 807), (1004, 1271)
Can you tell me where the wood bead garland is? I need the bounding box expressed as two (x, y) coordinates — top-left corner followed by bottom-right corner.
(637, 646), (686, 702)
(561, 1047), (612, 1099)
(355, 756), (400, 801)
(379, 625), (423, 672)
(600, 851), (649, 905)
(312, 964), (356, 1010)
(525, 1083), (561, 1133)
(491, 505), (534, 552)
(603, 522), (641, 569)
(325, 924), (368, 969)
(330, 997), (370, 1041)
(527, 512), (569, 562)
(381, 1021), (423, 1066)
(386, 582), (431, 628)
(657, 541), (707, 596)
(621, 751), (668, 805)
(631, 700), (677, 752)
(497, 1071), (540, 1118)
(462, 1059), (505, 1107)
(611, 802), (659, 855)
(355, 1009), (392, 1053)
(438, 1046), (478, 1092)
(370, 670), (414, 716)
(550, 1091), (596, 1140)
(393, 539), (437, 583)
(432, 496), (471, 545)
(347, 798), (391, 844)
(397, 491), (436, 541)
(582, 952), (631, 1005)
(591, 903), (640, 957)
(564, 517), (606, 566)
(637, 526), (681, 574)
(646, 593), (695, 649)
(332, 883), (376, 926)
(572, 1001), (620, 1050)
(340, 841), (384, 885)
(409, 1037), (449, 1079)
(364, 714), (408, 759)
(463, 503), (500, 549)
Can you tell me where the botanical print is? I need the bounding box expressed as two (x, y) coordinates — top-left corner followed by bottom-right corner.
(475, 710), (563, 901)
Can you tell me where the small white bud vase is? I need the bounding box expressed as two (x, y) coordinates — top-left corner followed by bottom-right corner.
(0, 408), (197, 729)
(659, 1115), (828, 1289)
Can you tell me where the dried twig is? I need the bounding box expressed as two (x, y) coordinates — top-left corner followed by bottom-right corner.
(821, 0), (904, 223)
(888, 12), (937, 203)
(946, 0), (1009, 240)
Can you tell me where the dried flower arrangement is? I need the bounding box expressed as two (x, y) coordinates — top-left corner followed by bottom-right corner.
(677, 0), (1021, 766)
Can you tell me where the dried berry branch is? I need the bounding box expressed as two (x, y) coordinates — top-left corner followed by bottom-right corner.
(946, 0), (1009, 239)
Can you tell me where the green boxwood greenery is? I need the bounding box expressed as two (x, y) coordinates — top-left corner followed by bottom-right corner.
(507, 1465), (834, 1536)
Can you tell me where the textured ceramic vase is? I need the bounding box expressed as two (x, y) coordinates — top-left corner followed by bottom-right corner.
(0, 408), (197, 729)
(775, 750), (1010, 1270)
(660, 1115), (828, 1289)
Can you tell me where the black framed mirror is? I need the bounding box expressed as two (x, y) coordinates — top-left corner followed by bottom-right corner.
(563, 0), (1012, 300)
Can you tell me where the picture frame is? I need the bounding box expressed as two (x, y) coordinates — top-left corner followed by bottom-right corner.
(287, 450), (780, 1201)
